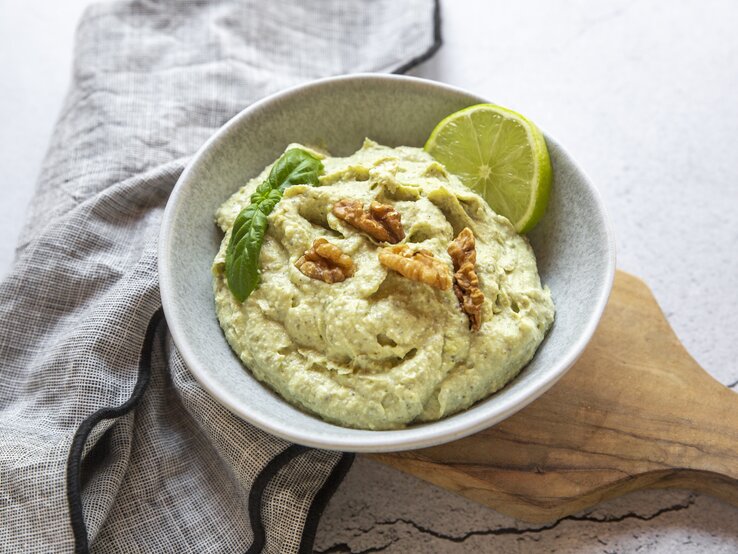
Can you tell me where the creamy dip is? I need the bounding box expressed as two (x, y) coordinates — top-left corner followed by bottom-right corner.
(213, 140), (554, 430)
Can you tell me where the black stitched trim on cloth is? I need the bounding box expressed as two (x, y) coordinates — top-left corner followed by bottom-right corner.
(245, 445), (355, 554)
(245, 444), (307, 553)
(298, 452), (356, 554)
(66, 307), (163, 554)
(392, 0), (443, 75)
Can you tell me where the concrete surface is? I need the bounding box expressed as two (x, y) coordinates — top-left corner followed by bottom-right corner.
(2, 0), (738, 552)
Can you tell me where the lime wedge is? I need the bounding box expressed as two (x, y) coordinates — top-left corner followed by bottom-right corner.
(424, 104), (552, 233)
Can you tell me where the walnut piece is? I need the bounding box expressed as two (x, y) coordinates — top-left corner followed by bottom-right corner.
(448, 227), (485, 331)
(295, 238), (355, 283)
(378, 245), (451, 290)
(332, 199), (405, 243)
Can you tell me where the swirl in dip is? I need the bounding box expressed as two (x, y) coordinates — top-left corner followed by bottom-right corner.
(212, 140), (554, 430)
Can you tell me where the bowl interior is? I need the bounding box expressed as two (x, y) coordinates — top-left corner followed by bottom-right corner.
(160, 75), (615, 452)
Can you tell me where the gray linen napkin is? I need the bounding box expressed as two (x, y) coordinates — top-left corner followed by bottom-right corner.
(0, 1), (440, 552)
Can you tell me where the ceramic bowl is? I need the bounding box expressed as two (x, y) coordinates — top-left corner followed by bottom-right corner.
(159, 74), (616, 452)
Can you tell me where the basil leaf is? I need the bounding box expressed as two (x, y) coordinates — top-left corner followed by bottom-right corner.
(268, 148), (323, 191)
(225, 148), (323, 301)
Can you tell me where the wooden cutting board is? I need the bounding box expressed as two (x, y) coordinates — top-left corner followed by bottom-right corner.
(370, 270), (738, 522)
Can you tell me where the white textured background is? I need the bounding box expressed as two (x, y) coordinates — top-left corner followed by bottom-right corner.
(2, 1), (738, 552)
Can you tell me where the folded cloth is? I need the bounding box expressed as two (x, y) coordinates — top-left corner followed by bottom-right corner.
(0, 1), (440, 552)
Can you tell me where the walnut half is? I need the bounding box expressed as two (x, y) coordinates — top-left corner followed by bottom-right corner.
(332, 199), (405, 243)
(448, 227), (484, 331)
(295, 238), (355, 283)
(378, 245), (451, 290)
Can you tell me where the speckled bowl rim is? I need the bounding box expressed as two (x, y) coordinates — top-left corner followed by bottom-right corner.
(159, 73), (616, 452)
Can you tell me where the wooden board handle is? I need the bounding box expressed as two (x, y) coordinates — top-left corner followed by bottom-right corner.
(370, 271), (738, 522)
